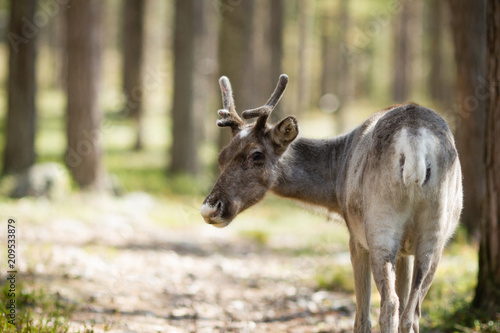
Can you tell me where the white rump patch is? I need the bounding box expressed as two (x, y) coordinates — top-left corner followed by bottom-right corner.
(395, 128), (436, 186)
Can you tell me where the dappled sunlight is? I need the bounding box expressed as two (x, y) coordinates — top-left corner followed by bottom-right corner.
(0, 191), (360, 331)
(0, 0), (496, 330)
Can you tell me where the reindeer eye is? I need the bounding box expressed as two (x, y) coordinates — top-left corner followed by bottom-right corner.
(251, 152), (265, 162)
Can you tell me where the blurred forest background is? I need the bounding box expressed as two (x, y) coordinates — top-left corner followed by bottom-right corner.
(0, 0), (499, 332)
(0, 0), (467, 191)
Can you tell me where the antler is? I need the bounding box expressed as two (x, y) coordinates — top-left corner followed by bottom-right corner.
(241, 74), (289, 130)
(217, 76), (244, 134)
(216, 74), (289, 134)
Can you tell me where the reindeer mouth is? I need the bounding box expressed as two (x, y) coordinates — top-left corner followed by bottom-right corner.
(202, 214), (232, 228)
(200, 199), (240, 228)
(200, 201), (231, 228)
(207, 220), (231, 228)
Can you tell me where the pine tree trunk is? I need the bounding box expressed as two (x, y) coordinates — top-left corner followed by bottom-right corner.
(295, 0), (315, 117)
(3, 0), (37, 175)
(336, 0), (351, 133)
(428, 0), (445, 103)
(448, 0), (487, 237)
(195, 0), (218, 148)
(320, 4), (336, 99)
(392, 0), (413, 102)
(268, 0), (284, 121)
(473, 0), (500, 316)
(65, 0), (105, 190)
(122, 0), (145, 150)
(192, 0), (209, 146)
(55, 4), (67, 91)
(217, 0), (255, 149)
(170, 0), (199, 175)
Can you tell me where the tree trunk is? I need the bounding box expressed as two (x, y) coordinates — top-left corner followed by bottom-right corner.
(238, 0), (283, 123)
(122, 0), (146, 150)
(252, 0), (270, 105)
(392, 0), (414, 102)
(295, 0), (315, 117)
(336, 0), (351, 133)
(428, 0), (445, 104)
(3, 0), (37, 175)
(170, 0), (199, 175)
(320, 3), (336, 99)
(448, 0), (487, 237)
(268, 0), (284, 121)
(473, 0), (500, 316)
(217, 0), (255, 149)
(46, 0), (65, 90)
(56, 4), (67, 92)
(192, 0), (217, 147)
(65, 0), (105, 190)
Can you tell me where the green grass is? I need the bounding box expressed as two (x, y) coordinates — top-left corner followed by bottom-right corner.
(311, 228), (497, 332)
(0, 278), (88, 333)
(420, 231), (500, 332)
(315, 264), (355, 293)
(423, 243), (498, 331)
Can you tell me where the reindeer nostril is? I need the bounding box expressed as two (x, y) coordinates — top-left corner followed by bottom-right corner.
(201, 199), (225, 222)
(213, 201), (222, 217)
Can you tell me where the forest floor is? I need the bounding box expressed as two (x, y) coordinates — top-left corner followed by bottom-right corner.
(1, 188), (480, 333)
(5, 192), (365, 333)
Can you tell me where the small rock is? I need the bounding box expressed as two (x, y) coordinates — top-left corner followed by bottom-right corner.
(10, 162), (70, 199)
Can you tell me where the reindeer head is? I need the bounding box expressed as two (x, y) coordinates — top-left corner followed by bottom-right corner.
(201, 74), (299, 228)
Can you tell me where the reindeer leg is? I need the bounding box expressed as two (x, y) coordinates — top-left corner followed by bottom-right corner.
(350, 237), (372, 333)
(400, 214), (445, 333)
(400, 250), (442, 333)
(396, 255), (413, 316)
(368, 228), (401, 333)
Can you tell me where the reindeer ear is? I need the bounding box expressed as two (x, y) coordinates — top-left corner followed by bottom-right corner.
(272, 116), (299, 152)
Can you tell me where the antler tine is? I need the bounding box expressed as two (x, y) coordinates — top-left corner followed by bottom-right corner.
(241, 74), (289, 121)
(217, 76), (244, 132)
(218, 76), (236, 113)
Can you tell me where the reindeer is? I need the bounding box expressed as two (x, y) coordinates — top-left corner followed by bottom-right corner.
(201, 74), (462, 332)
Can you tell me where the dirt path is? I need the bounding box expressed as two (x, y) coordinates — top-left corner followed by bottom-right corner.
(17, 193), (357, 332)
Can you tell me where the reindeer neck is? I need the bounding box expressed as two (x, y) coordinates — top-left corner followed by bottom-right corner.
(271, 135), (351, 214)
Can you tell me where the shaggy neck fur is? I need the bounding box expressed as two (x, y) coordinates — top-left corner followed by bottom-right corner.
(271, 135), (351, 214)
